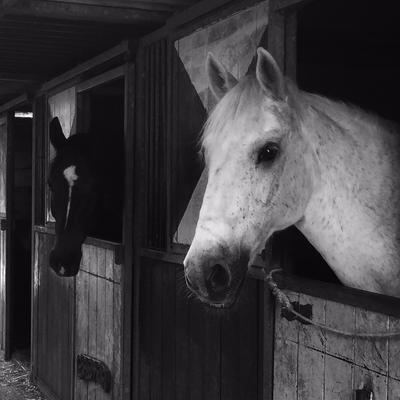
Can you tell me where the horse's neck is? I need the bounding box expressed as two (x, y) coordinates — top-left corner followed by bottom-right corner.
(295, 93), (400, 295)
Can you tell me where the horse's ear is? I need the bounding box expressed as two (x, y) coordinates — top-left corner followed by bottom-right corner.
(206, 53), (238, 101)
(49, 117), (67, 151)
(256, 48), (286, 100)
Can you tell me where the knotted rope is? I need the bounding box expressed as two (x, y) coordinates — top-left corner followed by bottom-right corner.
(265, 268), (400, 339)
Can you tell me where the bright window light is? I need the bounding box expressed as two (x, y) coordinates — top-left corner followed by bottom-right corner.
(14, 111), (33, 119)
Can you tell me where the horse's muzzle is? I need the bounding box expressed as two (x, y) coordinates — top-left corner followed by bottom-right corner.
(49, 247), (82, 277)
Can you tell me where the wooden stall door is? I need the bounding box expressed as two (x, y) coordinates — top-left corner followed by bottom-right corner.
(0, 117), (7, 357)
(34, 231), (74, 400)
(33, 87), (77, 400)
(75, 243), (122, 400)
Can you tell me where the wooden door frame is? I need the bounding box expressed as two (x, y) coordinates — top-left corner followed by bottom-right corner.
(0, 115), (8, 359)
(1, 101), (34, 362)
(0, 110), (15, 361)
(4, 111), (14, 361)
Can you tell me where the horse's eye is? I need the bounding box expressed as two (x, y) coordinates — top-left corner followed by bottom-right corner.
(257, 142), (280, 164)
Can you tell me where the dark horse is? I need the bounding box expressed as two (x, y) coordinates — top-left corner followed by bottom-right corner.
(48, 117), (124, 276)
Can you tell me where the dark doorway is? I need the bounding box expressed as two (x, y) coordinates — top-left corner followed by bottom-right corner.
(77, 77), (125, 243)
(297, 0), (400, 123)
(10, 109), (33, 356)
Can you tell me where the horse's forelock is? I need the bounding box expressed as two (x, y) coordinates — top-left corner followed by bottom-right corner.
(201, 75), (296, 152)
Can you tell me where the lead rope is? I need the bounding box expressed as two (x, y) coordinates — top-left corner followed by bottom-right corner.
(265, 268), (400, 339)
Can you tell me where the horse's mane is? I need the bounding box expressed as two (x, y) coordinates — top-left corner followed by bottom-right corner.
(202, 74), (399, 150)
(302, 92), (399, 138)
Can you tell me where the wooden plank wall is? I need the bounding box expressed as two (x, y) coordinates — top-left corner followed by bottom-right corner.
(34, 231), (74, 400)
(142, 39), (168, 250)
(75, 243), (122, 400)
(33, 232), (122, 400)
(0, 118), (7, 357)
(0, 229), (5, 356)
(138, 257), (260, 400)
(0, 118), (6, 215)
(273, 290), (400, 399)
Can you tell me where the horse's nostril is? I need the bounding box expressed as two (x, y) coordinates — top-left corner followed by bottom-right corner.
(208, 264), (229, 293)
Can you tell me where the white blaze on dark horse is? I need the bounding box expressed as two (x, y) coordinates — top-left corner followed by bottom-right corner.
(184, 47), (400, 308)
(63, 165), (78, 229)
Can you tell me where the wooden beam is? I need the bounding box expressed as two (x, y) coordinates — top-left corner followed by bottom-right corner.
(49, 0), (194, 7)
(4, 0), (168, 24)
(47, 0), (192, 12)
(0, 72), (46, 83)
(39, 40), (132, 92)
(273, 0), (313, 11)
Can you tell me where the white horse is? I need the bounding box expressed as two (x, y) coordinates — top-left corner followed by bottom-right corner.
(183, 47), (400, 308)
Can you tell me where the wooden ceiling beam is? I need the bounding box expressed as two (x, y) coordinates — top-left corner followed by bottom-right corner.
(2, 0), (169, 24)
(47, 0), (183, 12)
(49, 0), (194, 7)
(0, 72), (46, 83)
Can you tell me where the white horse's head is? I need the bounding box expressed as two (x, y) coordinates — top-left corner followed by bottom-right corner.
(184, 48), (317, 308)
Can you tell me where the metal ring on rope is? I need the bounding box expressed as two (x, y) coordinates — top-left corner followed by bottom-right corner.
(265, 268), (400, 339)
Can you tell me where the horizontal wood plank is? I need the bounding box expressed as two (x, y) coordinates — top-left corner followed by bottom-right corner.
(5, 0), (168, 23)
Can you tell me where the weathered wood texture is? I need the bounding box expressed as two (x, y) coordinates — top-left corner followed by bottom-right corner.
(34, 231), (74, 400)
(0, 118), (6, 357)
(75, 243), (122, 400)
(138, 257), (261, 400)
(0, 228), (5, 356)
(141, 39), (168, 250)
(33, 232), (122, 400)
(0, 118), (6, 214)
(274, 290), (400, 400)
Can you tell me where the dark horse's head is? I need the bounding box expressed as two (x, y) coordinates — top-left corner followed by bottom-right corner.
(48, 117), (96, 276)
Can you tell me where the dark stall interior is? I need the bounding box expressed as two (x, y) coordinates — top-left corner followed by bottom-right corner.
(77, 78), (125, 243)
(277, 0), (400, 283)
(11, 109), (32, 354)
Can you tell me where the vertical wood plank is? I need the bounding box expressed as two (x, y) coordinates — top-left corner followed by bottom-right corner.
(203, 307), (220, 400)
(75, 270), (89, 400)
(388, 317), (400, 380)
(297, 346), (325, 400)
(188, 300), (204, 400)
(324, 355), (353, 400)
(88, 246), (98, 400)
(161, 264), (176, 400)
(0, 230), (6, 354)
(150, 262), (163, 400)
(175, 264), (190, 400)
(273, 338), (298, 400)
(105, 273), (114, 398)
(96, 248), (107, 400)
(105, 249), (114, 282)
(113, 281), (122, 400)
(388, 378), (400, 399)
(138, 261), (151, 400)
(275, 290), (299, 342)
(298, 294), (326, 352)
(355, 309), (389, 375)
(353, 366), (387, 399)
(325, 300), (355, 361)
